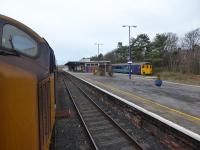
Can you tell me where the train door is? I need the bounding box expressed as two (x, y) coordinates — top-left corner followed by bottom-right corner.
(141, 64), (145, 75)
(132, 65), (141, 75)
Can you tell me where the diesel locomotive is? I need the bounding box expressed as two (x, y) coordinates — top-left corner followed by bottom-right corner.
(0, 14), (56, 150)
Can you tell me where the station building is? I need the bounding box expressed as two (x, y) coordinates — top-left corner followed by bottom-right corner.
(65, 58), (111, 73)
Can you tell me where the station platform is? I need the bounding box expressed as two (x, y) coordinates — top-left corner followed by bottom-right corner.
(68, 71), (200, 135)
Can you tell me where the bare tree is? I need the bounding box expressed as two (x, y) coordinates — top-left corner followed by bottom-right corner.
(165, 33), (178, 51)
(181, 28), (200, 74)
(104, 50), (116, 63)
(182, 28), (200, 51)
(164, 33), (179, 71)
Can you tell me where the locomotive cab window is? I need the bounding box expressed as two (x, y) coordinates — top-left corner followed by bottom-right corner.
(2, 24), (38, 57)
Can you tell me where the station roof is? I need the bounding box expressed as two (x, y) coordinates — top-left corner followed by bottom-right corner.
(65, 60), (110, 66)
(65, 61), (84, 66)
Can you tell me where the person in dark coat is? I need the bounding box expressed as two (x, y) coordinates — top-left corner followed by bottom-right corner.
(155, 74), (162, 87)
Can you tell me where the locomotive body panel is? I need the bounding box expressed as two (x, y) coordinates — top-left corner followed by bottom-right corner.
(0, 60), (39, 150)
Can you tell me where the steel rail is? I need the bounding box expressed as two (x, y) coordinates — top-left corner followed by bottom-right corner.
(64, 73), (143, 150)
(62, 74), (99, 150)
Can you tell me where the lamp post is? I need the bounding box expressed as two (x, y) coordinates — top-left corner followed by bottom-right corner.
(95, 43), (103, 66)
(122, 25), (137, 79)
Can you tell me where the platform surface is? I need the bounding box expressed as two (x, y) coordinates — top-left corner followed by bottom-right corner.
(68, 71), (200, 135)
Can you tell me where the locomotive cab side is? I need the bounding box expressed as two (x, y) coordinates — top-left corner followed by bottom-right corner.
(0, 14), (56, 150)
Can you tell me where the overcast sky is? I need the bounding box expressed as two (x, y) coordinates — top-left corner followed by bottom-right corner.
(1, 0), (200, 64)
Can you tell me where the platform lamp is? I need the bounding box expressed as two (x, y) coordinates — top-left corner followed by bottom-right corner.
(122, 25), (137, 79)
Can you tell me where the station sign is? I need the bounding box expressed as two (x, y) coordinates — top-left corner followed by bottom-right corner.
(127, 61), (132, 64)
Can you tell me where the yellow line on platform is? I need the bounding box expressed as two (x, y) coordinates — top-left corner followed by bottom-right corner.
(81, 76), (200, 124)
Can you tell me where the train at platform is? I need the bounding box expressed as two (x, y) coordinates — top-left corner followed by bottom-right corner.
(0, 15), (56, 150)
(112, 62), (153, 75)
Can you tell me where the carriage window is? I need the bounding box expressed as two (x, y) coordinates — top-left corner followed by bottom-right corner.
(2, 24), (38, 57)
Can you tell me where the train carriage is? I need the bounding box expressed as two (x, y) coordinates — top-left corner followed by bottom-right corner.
(112, 64), (129, 74)
(112, 62), (153, 75)
(0, 15), (56, 150)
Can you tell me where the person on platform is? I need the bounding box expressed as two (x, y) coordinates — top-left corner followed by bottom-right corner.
(155, 74), (162, 87)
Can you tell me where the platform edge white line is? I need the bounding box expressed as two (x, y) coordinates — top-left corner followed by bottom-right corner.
(66, 71), (200, 142)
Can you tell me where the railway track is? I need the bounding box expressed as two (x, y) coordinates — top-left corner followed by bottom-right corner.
(62, 73), (143, 150)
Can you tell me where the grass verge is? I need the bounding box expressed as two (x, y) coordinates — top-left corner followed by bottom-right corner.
(158, 72), (200, 86)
